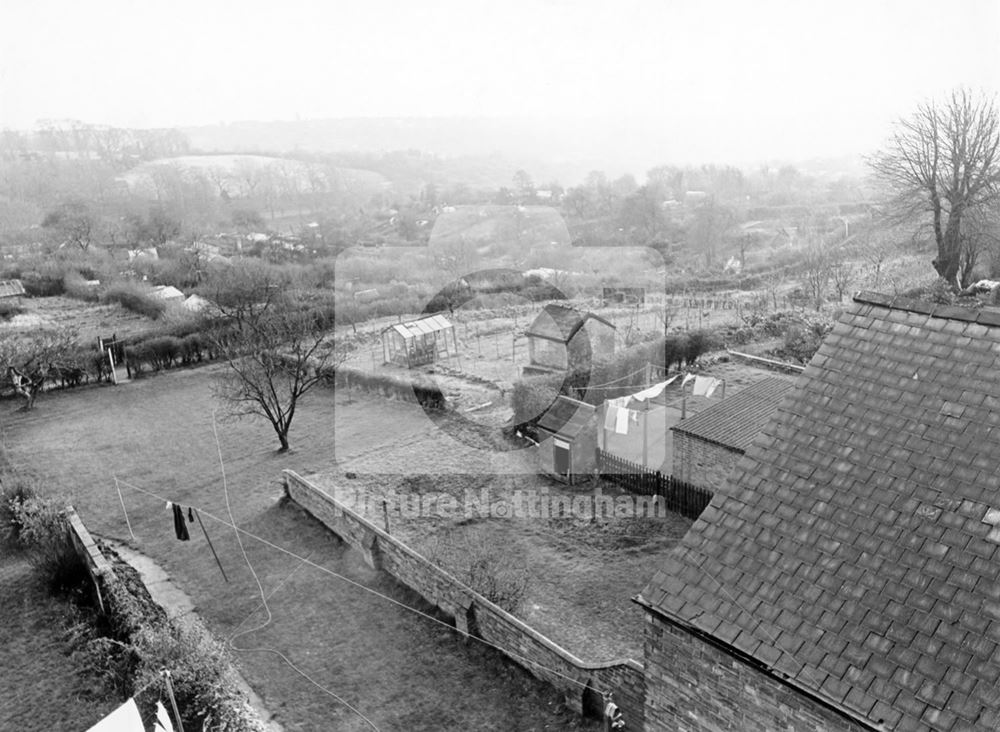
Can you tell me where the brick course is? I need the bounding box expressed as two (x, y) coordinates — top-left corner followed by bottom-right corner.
(285, 470), (645, 728)
(644, 615), (871, 731)
(672, 431), (741, 492)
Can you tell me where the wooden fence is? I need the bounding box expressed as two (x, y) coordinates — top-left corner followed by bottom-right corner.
(597, 448), (713, 520)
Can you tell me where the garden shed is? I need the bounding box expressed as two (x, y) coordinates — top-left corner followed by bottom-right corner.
(523, 304), (615, 376)
(381, 314), (458, 368)
(536, 395), (598, 485)
(0, 279), (26, 300)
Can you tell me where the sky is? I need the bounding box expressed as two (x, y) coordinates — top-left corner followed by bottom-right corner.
(1, 0), (998, 165)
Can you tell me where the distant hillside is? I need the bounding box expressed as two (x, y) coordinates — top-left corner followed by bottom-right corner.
(118, 154), (387, 198)
(181, 118), (636, 187)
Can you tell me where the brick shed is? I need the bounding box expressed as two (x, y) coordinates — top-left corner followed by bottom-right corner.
(670, 377), (794, 491)
(636, 292), (1000, 731)
(523, 304), (615, 376)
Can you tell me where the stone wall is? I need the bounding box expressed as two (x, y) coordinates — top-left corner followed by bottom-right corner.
(644, 613), (869, 732)
(671, 432), (741, 492)
(284, 470), (645, 729)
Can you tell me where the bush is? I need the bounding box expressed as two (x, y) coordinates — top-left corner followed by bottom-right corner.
(63, 271), (101, 302)
(426, 526), (530, 614)
(0, 474), (37, 547)
(0, 299), (24, 321)
(101, 282), (167, 319)
(10, 493), (89, 595)
(79, 555), (269, 731)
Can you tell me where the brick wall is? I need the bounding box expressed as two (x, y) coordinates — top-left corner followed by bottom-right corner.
(671, 432), (741, 492)
(644, 613), (868, 732)
(285, 470), (645, 729)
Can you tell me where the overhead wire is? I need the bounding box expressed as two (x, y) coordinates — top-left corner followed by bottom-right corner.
(210, 410), (381, 732)
(114, 475), (598, 694)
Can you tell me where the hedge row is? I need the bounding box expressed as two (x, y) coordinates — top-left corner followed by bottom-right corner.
(321, 365), (447, 410)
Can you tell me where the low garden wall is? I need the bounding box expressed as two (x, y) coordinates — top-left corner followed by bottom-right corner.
(284, 469), (646, 729)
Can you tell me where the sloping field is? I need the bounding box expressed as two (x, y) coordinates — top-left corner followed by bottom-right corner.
(0, 368), (595, 731)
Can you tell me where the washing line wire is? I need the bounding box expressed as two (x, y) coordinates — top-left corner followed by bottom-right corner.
(210, 410), (380, 732)
(113, 475), (597, 694)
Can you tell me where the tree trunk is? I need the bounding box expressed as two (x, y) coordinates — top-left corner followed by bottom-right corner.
(934, 210), (964, 289)
(277, 430), (290, 452)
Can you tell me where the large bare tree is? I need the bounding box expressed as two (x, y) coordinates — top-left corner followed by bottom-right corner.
(206, 263), (348, 451)
(869, 88), (1000, 289)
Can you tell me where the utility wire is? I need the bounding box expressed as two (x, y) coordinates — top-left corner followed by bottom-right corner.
(210, 410), (380, 732)
(114, 476), (599, 693)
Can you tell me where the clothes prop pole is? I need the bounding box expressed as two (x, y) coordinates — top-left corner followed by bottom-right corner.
(114, 476), (136, 541)
(163, 670), (185, 732)
(194, 510), (229, 583)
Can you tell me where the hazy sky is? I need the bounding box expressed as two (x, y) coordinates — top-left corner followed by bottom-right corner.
(2, 0), (997, 163)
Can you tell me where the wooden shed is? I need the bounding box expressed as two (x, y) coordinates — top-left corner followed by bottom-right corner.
(381, 314), (458, 368)
(536, 395), (598, 485)
(523, 304), (615, 376)
(0, 279), (26, 301)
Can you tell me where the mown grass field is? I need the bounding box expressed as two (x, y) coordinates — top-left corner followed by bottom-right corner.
(0, 554), (118, 732)
(1, 367), (597, 731)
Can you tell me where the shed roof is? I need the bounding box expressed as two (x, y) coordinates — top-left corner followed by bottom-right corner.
(0, 279), (26, 298)
(537, 395), (596, 439)
(671, 377), (795, 451)
(382, 314), (453, 341)
(525, 304), (614, 343)
(638, 292), (1000, 731)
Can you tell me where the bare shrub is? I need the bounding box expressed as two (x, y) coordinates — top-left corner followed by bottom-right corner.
(426, 524), (530, 614)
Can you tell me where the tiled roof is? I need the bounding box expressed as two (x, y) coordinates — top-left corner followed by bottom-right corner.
(671, 377), (795, 451)
(638, 292), (1000, 731)
(537, 395), (595, 439)
(0, 279), (25, 298)
(525, 304), (614, 342)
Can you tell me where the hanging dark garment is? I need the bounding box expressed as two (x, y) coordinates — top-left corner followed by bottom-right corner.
(188, 507), (194, 523)
(172, 504), (190, 541)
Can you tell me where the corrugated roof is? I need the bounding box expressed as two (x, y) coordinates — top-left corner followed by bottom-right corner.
(671, 377), (795, 451)
(0, 279), (26, 298)
(525, 304), (614, 342)
(638, 292), (1000, 731)
(384, 314), (454, 340)
(537, 395), (595, 439)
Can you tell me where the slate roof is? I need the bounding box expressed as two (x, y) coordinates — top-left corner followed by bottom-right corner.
(537, 395), (596, 439)
(0, 279), (26, 298)
(637, 292), (1000, 731)
(525, 304), (614, 343)
(671, 377), (795, 451)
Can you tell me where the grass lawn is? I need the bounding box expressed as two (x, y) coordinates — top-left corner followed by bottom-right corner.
(1, 366), (596, 731)
(0, 554), (118, 732)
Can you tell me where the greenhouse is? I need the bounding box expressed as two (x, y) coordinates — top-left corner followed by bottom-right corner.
(380, 314), (458, 368)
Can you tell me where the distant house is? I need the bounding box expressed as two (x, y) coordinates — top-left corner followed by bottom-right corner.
(536, 396), (598, 485)
(670, 377), (794, 491)
(182, 294), (213, 313)
(150, 285), (184, 303)
(602, 286), (646, 306)
(0, 279), (26, 301)
(637, 293), (1000, 731)
(523, 304), (615, 376)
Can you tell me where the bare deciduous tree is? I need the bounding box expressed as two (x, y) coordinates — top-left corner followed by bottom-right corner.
(207, 263), (349, 451)
(868, 88), (1000, 289)
(0, 330), (77, 410)
(802, 238), (832, 311)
